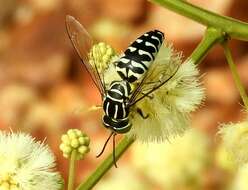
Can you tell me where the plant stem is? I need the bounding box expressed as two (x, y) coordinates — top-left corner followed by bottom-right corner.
(76, 136), (135, 190)
(68, 150), (77, 190)
(150, 0), (248, 41)
(222, 41), (248, 109)
(188, 27), (223, 65)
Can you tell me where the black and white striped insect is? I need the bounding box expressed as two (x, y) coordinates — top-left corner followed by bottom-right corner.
(66, 15), (179, 167)
(102, 30), (164, 135)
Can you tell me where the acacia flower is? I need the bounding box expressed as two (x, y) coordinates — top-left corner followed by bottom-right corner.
(95, 165), (149, 190)
(128, 44), (204, 141)
(90, 41), (204, 142)
(130, 129), (210, 189)
(215, 143), (237, 172)
(0, 131), (63, 190)
(231, 163), (248, 190)
(218, 121), (248, 166)
(59, 129), (90, 160)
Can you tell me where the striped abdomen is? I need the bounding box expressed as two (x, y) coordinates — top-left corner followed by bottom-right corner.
(116, 30), (164, 83)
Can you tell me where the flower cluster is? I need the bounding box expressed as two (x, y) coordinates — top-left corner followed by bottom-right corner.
(89, 42), (118, 74)
(60, 129), (90, 160)
(218, 121), (248, 166)
(0, 131), (63, 190)
(95, 165), (148, 190)
(129, 44), (204, 141)
(130, 129), (210, 189)
(231, 164), (248, 190)
(215, 144), (237, 172)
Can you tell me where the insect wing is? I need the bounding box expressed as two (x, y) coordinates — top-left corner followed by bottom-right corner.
(128, 58), (180, 106)
(66, 15), (105, 97)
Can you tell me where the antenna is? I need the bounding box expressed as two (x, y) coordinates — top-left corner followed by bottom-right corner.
(96, 132), (114, 158)
(113, 133), (117, 168)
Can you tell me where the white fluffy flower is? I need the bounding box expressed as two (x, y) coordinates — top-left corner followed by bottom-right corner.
(128, 44), (204, 141)
(95, 165), (148, 190)
(0, 131), (63, 190)
(215, 143), (237, 172)
(218, 121), (248, 166)
(231, 163), (248, 190)
(130, 129), (210, 189)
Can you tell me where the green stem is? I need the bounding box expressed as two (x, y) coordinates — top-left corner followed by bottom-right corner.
(222, 41), (248, 109)
(188, 27), (223, 65)
(150, 0), (248, 41)
(68, 150), (77, 190)
(76, 136), (135, 190)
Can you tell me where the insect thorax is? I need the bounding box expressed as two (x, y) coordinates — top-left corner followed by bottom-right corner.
(116, 30), (164, 83)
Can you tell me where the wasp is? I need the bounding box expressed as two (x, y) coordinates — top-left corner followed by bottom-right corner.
(66, 15), (179, 167)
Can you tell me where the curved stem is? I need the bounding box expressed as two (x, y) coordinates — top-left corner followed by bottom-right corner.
(188, 27), (224, 65)
(68, 150), (77, 190)
(150, 0), (248, 41)
(76, 136), (135, 190)
(222, 41), (248, 109)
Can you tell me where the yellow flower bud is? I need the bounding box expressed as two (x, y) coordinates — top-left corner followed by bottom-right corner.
(67, 129), (77, 139)
(78, 146), (89, 154)
(89, 42), (117, 74)
(61, 135), (70, 145)
(70, 139), (79, 148)
(60, 129), (90, 160)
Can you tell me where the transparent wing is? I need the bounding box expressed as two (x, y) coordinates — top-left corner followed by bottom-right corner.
(66, 15), (105, 97)
(128, 58), (180, 107)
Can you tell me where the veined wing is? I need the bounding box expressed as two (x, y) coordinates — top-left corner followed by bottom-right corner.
(128, 57), (180, 107)
(66, 15), (105, 97)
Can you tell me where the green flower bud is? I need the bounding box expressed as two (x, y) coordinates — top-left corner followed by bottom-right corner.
(89, 42), (118, 73)
(78, 146), (89, 154)
(61, 135), (70, 145)
(60, 129), (90, 160)
(70, 139), (79, 148)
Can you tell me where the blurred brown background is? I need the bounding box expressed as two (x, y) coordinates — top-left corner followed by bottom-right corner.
(0, 0), (248, 189)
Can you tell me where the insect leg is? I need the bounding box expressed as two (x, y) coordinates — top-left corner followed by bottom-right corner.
(88, 105), (102, 112)
(72, 105), (101, 115)
(141, 92), (154, 99)
(136, 107), (149, 119)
